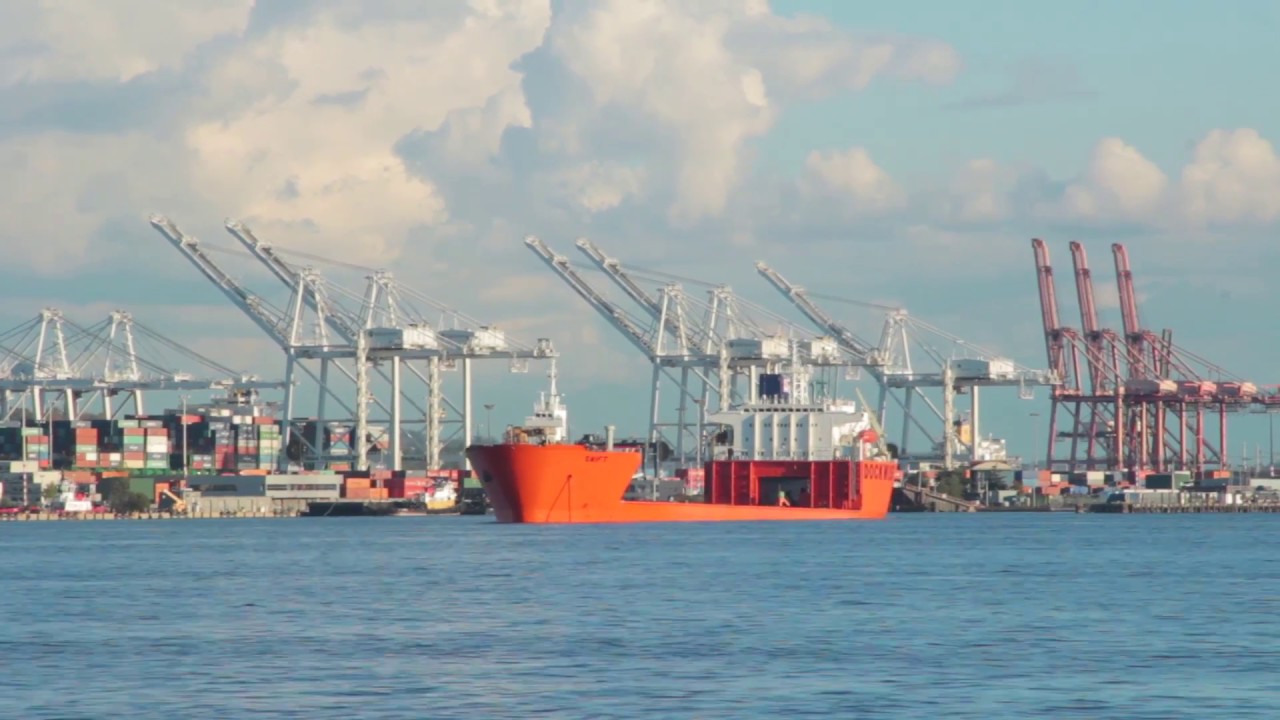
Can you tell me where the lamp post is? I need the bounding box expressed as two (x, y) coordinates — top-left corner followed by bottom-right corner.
(181, 394), (190, 477)
(483, 403), (495, 442)
(693, 398), (704, 466)
(1029, 412), (1041, 471)
(46, 405), (53, 469)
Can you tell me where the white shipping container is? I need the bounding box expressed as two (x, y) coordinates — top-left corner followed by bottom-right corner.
(951, 357), (1016, 379)
(949, 359), (989, 378)
(986, 358), (1015, 377)
(462, 325), (508, 351)
(800, 337), (841, 362)
(726, 336), (789, 360)
(367, 325), (439, 350)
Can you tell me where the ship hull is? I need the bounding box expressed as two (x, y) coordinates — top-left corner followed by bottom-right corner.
(465, 443), (897, 524)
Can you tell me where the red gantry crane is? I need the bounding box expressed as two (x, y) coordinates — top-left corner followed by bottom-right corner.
(1033, 238), (1265, 476)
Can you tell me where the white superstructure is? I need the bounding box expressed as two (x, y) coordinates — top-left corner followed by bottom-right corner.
(510, 358), (568, 444)
(706, 401), (876, 461)
(704, 366), (881, 462)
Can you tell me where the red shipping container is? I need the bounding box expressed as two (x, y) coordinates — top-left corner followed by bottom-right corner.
(385, 477), (432, 499)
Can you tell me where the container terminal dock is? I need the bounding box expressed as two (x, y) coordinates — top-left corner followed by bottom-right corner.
(3, 221), (1280, 520)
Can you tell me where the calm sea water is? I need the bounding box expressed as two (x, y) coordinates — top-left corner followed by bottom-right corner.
(3, 513), (1278, 719)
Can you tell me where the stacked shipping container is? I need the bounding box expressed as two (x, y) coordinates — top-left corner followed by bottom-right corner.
(341, 476), (389, 500)
(1, 408), (393, 477)
(23, 429), (51, 469)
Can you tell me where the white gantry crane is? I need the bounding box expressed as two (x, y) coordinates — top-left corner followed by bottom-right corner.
(224, 218), (556, 471)
(525, 236), (860, 476)
(149, 214), (556, 473)
(0, 307), (282, 423)
(755, 261), (1057, 470)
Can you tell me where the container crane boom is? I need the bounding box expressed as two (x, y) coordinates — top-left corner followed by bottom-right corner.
(224, 220), (362, 345)
(754, 262), (878, 364)
(574, 239), (698, 354)
(1032, 238), (1081, 395)
(223, 221), (296, 288)
(149, 215), (293, 349)
(1069, 241), (1114, 394)
(1111, 243), (1147, 380)
(524, 236), (657, 360)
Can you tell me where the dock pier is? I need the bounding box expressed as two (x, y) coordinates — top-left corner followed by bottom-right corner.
(895, 483), (980, 512)
(1089, 502), (1280, 514)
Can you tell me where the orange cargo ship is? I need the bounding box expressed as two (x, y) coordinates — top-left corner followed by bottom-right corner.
(464, 361), (899, 524)
(466, 441), (897, 524)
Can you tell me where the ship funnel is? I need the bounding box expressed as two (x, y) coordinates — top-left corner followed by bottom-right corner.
(605, 425), (615, 451)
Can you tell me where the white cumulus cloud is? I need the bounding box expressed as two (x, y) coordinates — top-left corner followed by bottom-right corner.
(1179, 128), (1280, 225)
(0, 0), (254, 84)
(1060, 137), (1168, 221)
(801, 147), (905, 215)
(0, 0), (968, 279)
(939, 158), (1020, 224)
(728, 12), (962, 99)
(183, 1), (551, 257)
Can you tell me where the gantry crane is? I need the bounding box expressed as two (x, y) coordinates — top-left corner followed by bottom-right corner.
(224, 219), (558, 471)
(225, 219), (434, 471)
(0, 307), (281, 423)
(756, 261), (1056, 470)
(154, 214), (558, 472)
(151, 215), (446, 472)
(526, 235), (714, 470)
(570, 239), (862, 466)
(528, 236), (859, 474)
(1033, 238), (1269, 474)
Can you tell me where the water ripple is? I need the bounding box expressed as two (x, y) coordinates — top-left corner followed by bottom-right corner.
(2, 513), (1278, 718)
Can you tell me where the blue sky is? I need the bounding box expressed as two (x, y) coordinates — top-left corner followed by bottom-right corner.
(766, 0), (1280, 176)
(1, 0), (1278, 467)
